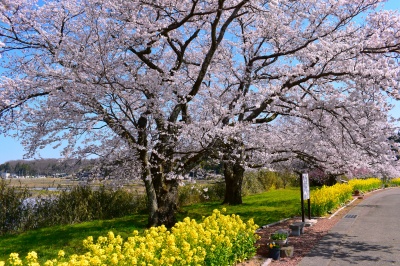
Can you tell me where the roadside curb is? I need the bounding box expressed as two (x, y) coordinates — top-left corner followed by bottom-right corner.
(328, 197), (358, 219)
(328, 187), (388, 219)
(258, 218), (291, 230)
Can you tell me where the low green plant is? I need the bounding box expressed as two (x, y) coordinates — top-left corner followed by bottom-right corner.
(270, 232), (288, 240)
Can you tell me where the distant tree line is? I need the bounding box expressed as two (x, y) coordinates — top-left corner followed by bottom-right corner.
(0, 159), (96, 177)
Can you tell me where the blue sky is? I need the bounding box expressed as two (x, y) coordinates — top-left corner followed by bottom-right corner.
(0, 0), (400, 164)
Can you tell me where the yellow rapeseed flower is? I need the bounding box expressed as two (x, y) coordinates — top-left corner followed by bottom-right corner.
(8, 253), (23, 266)
(58, 250), (65, 258)
(43, 261), (54, 266)
(4, 209), (261, 266)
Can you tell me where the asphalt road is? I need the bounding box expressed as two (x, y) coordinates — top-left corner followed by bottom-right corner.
(299, 187), (400, 266)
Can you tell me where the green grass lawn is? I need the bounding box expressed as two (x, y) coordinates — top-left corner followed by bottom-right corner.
(0, 214), (148, 263)
(178, 187), (301, 226)
(0, 187), (301, 263)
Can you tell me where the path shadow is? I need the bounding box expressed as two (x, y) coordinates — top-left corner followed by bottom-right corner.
(305, 232), (397, 264)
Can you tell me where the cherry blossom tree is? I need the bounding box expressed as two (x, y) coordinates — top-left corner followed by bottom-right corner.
(1, 0), (400, 225)
(201, 0), (400, 204)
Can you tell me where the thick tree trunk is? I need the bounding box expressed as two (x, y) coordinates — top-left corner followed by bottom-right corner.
(143, 176), (159, 228)
(150, 165), (179, 227)
(143, 169), (179, 228)
(137, 116), (179, 228)
(326, 174), (337, 186)
(222, 161), (245, 205)
(139, 152), (159, 227)
(155, 180), (178, 227)
(137, 115), (162, 227)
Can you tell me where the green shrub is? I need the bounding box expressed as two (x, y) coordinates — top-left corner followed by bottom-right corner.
(278, 170), (299, 188)
(0, 180), (31, 234)
(178, 181), (225, 206)
(242, 169), (296, 196)
(0, 181), (146, 235)
(271, 232), (288, 240)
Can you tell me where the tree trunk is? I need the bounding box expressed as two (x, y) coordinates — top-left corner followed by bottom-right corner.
(143, 176), (159, 228)
(222, 161), (245, 205)
(137, 116), (179, 228)
(151, 166), (179, 228)
(137, 115), (162, 227)
(143, 170), (179, 228)
(139, 152), (159, 227)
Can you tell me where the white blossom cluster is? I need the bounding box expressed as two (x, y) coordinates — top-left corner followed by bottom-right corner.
(0, 0), (399, 189)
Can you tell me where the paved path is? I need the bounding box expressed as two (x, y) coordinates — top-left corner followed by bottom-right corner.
(299, 187), (400, 266)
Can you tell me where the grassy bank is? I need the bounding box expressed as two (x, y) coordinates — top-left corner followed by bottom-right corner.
(0, 188), (301, 263)
(178, 187), (301, 225)
(0, 214), (149, 263)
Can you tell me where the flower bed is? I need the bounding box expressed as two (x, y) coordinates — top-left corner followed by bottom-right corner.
(310, 178), (382, 217)
(310, 183), (353, 216)
(390, 178), (400, 186)
(348, 178), (382, 193)
(1, 209), (259, 266)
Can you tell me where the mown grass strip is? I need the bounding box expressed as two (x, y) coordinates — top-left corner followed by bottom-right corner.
(179, 187), (301, 226)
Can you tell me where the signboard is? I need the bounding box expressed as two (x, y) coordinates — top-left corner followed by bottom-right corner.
(302, 173), (310, 200)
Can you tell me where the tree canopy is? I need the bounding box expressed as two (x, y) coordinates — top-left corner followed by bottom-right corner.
(1, 0), (399, 226)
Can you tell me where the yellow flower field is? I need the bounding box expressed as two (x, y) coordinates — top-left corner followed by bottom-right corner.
(1, 209), (259, 266)
(310, 178), (383, 216)
(390, 178), (400, 186)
